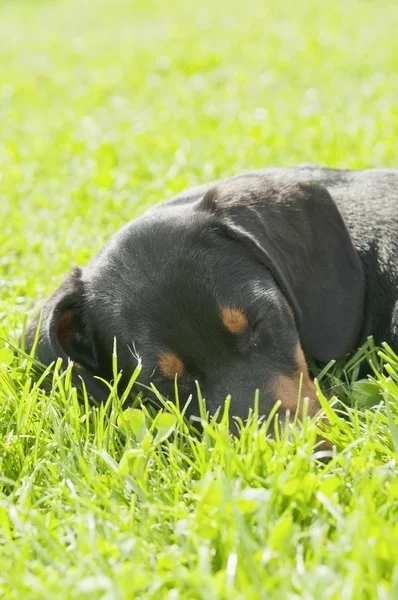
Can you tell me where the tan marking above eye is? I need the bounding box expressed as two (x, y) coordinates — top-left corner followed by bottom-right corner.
(221, 307), (249, 335)
(270, 342), (320, 418)
(158, 352), (184, 380)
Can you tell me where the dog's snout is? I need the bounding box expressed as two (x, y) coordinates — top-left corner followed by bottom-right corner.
(269, 343), (320, 418)
(270, 372), (320, 418)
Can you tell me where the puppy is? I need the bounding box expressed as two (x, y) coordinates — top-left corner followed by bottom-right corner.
(26, 165), (398, 424)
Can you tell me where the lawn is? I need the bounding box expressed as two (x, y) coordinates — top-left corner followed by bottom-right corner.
(1, 0), (398, 597)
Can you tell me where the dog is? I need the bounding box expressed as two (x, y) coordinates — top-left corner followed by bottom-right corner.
(25, 165), (398, 426)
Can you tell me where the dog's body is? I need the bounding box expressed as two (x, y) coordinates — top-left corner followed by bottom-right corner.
(27, 166), (398, 424)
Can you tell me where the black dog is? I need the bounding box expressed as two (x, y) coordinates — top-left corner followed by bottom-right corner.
(26, 165), (398, 424)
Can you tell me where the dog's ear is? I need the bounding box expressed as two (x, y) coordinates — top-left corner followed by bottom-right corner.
(198, 179), (365, 362)
(26, 267), (109, 402)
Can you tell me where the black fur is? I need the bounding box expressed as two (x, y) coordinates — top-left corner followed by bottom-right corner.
(26, 166), (398, 421)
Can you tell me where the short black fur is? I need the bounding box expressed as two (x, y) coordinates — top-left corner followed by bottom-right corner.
(26, 166), (398, 422)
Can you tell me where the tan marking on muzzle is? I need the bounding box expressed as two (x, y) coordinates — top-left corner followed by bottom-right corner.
(158, 352), (184, 380)
(221, 308), (249, 335)
(271, 343), (320, 418)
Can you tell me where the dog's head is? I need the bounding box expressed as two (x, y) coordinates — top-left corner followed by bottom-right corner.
(26, 178), (364, 424)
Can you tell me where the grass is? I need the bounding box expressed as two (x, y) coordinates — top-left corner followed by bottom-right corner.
(1, 0), (398, 597)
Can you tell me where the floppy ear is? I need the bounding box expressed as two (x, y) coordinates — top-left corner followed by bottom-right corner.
(199, 178), (365, 362)
(25, 267), (109, 402)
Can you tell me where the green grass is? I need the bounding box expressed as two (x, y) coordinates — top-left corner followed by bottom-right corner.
(1, 0), (398, 597)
